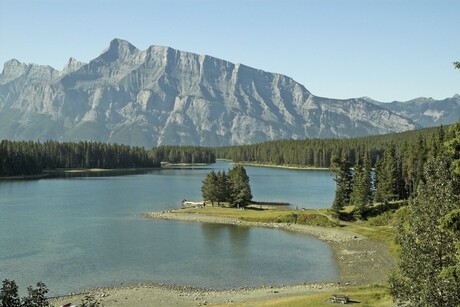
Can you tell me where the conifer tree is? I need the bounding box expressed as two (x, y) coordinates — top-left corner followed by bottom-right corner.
(389, 157), (460, 306)
(331, 155), (353, 214)
(216, 170), (230, 205)
(201, 171), (218, 206)
(350, 152), (372, 219)
(228, 164), (252, 207)
(446, 121), (460, 174)
(374, 143), (400, 202)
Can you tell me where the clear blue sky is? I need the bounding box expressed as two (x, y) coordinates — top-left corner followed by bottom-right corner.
(0, 0), (459, 102)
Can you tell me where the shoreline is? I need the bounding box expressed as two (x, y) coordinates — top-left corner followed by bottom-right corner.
(45, 167), (160, 173)
(50, 281), (339, 307)
(51, 210), (394, 306)
(235, 161), (330, 171)
(145, 210), (395, 286)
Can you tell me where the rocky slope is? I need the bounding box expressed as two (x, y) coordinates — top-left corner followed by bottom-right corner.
(0, 39), (424, 147)
(368, 95), (460, 128)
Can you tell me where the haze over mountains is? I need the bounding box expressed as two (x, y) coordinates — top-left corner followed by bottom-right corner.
(0, 39), (458, 148)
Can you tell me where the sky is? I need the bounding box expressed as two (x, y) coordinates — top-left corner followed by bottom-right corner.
(0, 0), (459, 102)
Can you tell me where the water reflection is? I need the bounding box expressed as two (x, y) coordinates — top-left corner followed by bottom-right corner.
(201, 223), (250, 251)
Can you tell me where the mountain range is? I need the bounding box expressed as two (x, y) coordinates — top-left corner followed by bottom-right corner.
(0, 38), (458, 148)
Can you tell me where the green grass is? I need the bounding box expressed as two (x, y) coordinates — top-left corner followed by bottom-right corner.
(180, 207), (338, 227)
(214, 284), (392, 307)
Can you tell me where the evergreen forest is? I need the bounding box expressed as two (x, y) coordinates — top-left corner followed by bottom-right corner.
(0, 140), (158, 177)
(150, 146), (216, 164)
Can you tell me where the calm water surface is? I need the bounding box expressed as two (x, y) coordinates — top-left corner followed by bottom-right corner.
(0, 161), (338, 296)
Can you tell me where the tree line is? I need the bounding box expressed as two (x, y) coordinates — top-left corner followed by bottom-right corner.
(0, 140), (159, 177)
(214, 126), (440, 168)
(330, 125), (449, 218)
(0, 141), (219, 177)
(150, 145), (216, 164)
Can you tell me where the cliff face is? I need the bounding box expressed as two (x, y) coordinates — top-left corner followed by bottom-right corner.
(0, 38), (422, 147)
(369, 95), (460, 128)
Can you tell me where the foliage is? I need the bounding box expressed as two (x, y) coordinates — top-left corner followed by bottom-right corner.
(0, 140), (159, 176)
(227, 164), (253, 207)
(331, 155), (353, 213)
(0, 280), (49, 307)
(374, 143), (401, 202)
(21, 282), (49, 307)
(215, 126), (441, 168)
(1, 280), (20, 307)
(350, 152), (373, 219)
(454, 61), (460, 69)
(445, 121), (460, 174)
(201, 170), (219, 206)
(150, 145), (216, 164)
(201, 165), (252, 207)
(388, 157), (460, 306)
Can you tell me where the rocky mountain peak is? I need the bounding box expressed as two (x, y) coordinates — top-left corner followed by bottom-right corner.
(63, 57), (85, 73)
(102, 38), (139, 62)
(0, 59), (29, 84)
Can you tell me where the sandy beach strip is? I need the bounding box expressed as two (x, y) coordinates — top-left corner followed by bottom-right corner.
(51, 211), (394, 307)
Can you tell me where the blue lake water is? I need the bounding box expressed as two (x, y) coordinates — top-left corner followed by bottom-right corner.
(0, 161), (338, 296)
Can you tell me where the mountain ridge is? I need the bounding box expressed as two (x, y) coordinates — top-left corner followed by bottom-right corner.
(0, 38), (454, 148)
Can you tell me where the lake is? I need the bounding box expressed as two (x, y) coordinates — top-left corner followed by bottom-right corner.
(0, 161), (338, 296)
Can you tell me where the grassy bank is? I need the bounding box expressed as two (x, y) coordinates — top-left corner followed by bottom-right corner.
(218, 284), (392, 307)
(179, 206), (338, 227)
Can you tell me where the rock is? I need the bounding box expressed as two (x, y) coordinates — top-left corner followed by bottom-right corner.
(0, 39), (423, 147)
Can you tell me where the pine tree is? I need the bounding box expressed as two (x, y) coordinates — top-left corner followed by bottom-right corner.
(228, 165), (253, 207)
(216, 170), (230, 205)
(350, 152), (372, 219)
(374, 143), (400, 202)
(389, 157), (460, 306)
(201, 171), (218, 206)
(331, 155), (353, 214)
(446, 121), (460, 174)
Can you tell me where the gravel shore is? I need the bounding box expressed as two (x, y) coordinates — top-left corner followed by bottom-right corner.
(51, 211), (395, 307)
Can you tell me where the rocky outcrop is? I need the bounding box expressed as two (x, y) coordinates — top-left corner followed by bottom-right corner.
(368, 95), (460, 128)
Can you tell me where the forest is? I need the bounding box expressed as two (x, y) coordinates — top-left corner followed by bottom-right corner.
(0, 140), (159, 177)
(214, 125), (440, 168)
(150, 145), (216, 164)
(0, 141), (218, 177)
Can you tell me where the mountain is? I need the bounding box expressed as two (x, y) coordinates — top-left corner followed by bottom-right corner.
(0, 38), (422, 147)
(366, 95), (460, 128)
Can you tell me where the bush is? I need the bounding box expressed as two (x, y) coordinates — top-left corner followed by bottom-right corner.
(0, 279), (49, 307)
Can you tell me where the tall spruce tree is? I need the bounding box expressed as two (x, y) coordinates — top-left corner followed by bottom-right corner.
(389, 157), (460, 306)
(216, 170), (230, 205)
(331, 155), (353, 214)
(446, 121), (460, 174)
(374, 142), (400, 202)
(201, 171), (219, 206)
(228, 165), (252, 207)
(350, 152), (372, 219)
